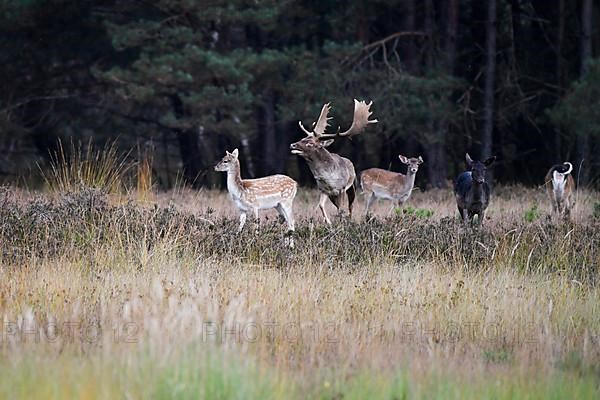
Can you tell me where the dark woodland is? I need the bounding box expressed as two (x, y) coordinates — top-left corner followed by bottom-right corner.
(1, 0), (599, 189)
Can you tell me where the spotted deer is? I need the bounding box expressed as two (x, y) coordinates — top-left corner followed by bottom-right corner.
(454, 153), (496, 225)
(360, 155), (424, 216)
(545, 162), (575, 219)
(289, 99), (377, 224)
(214, 149), (297, 237)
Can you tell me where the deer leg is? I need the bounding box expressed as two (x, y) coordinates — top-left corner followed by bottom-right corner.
(388, 199), (402, 216)
(478, 210), (485, 225)
(238, 212), (247, 233)
(364, 192), (375, 217)
(319, 193), (332, 225)
(346, 185), (356, 218)
(253, 208), (260, 234)
(277, 202), (295, 232)
(563, 200), (571, 220)
(551, 201), (558, 215)
(461, 208), (469, 224)
(277, 202), (295, 248)
(328, 194), (341, 209)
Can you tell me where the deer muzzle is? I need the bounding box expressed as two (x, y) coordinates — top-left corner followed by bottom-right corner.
(289, 143), (303, 155)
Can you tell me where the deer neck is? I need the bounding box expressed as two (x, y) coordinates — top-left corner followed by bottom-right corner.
(400, 171), (416, 191)
(471, 180), (486, 198)
(226, 162), (245, 199)
(304, 148), (337, 174)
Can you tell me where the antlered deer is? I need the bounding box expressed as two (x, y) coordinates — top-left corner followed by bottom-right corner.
(214, 149), (297, 236)
(290, 99), (377, 224)
(454, 153), (496, 225)
(545, 162), (575, 219)
(360, 155), (424, 216)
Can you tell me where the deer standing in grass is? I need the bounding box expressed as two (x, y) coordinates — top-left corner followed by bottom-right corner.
(214, 149), (297, 238)
(545, 162), (575, 220)
(290, 99), (377, 224)
(454, 153), (496, 225)
(360, 155), (423, 216)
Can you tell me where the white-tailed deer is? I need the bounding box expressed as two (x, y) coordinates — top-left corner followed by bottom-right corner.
(214, 149), (297, 237)
(454, 153), (496, 225)
(545, 162), (575, 220)
(289, 99), (377, 224)
(360, 155), (423, 216)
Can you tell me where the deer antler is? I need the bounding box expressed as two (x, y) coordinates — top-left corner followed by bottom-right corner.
(298, 103), (332, 137)
(319, 99), (378, 139)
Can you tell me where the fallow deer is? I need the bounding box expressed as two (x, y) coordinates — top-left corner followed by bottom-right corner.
(214, 149), (297, 237)
(360, 155), (424, 216)
(545, 162), (575, 219)
(454, 153), (496, 225)
(289, 99), (377, 224)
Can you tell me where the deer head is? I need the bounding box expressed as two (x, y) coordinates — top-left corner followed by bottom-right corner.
(399, 155), (424, 174)
(466, 153), (495, 184)
(289, 99), (377, 159)
(214, 148), (239, 172)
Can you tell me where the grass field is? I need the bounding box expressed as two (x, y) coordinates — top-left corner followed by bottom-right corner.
(0, 183), (599, 399)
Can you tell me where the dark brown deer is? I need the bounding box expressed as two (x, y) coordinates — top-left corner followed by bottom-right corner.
(545, 162), (575, 220)
(290, 100), (377, 224)
(454, 153), (496, 225)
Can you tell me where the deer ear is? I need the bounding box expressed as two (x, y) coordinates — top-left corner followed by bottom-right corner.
(320, 139), (335, 148)
(398, 155), (409, 164)
(418, 156), (424, 164)
(484, 156), (496, 167)
(232, 148), (239, 158)
(465, 153), (474, 166)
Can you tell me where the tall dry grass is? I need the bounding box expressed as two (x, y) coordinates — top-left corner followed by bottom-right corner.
(0, 175), (598, 398)
(39, 139), (132, 193)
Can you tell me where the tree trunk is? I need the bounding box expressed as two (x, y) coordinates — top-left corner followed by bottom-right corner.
(577, 0), (592, 185)
(424, 143), (448, 189)
(260, 89), (278, 176)
(176, 128), (204, 187)
(403, 0), (417, 73)
(162, 130), (172, 188)
(482, 0), (497, 178)
(555, 0), (565, 160)
(445, 0), (459, 73)
(240, 134), (256, 178)
(400, 0), (420, 165)
(355, 0), (369, 44)
(423, 0), (448, 188)
(171, 95), (207, 188)
(424, 0), (434, 70)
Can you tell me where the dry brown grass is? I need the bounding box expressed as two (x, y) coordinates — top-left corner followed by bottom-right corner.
(0, 184), (598, 398)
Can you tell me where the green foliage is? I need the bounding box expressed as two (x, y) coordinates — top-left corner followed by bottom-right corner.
(397, 206), (435, 219)
(1, 0), (599, 187)
(95, 1), (292, 142)
(523, 204), (540, 222)
(483, 349), (513, 364)
(549, 58), (600, 138)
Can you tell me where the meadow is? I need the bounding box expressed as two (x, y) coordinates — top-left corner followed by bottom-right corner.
(0, 177), (599, 399)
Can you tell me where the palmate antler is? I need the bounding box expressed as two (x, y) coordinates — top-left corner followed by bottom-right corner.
(298, 103), (332, 137)
(298, 99), (377, 139)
